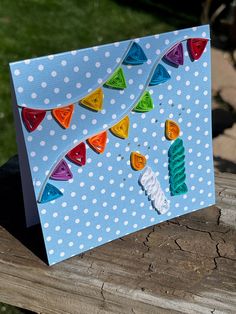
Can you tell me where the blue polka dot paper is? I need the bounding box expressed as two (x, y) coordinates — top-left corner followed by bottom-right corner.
(10, 25), (215, 265)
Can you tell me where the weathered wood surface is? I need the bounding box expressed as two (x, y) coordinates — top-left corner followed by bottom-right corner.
(0, 170), (235, 314)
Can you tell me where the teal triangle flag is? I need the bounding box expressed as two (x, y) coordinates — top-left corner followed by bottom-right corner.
(149, 64), (171, 86)
(39, 183), (63, 203)
(123, 42), (147, 65)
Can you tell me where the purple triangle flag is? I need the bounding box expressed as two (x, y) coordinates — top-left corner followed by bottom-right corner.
(50, 159), (73, 181)
(164, 42), (184, 66)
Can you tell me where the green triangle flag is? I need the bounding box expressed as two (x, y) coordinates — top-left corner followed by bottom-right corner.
(133, 91), (154, 112)
(104, 67), (127, 89)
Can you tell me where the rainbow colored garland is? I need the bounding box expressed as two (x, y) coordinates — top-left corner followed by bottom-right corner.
(18, 37), (208, 204)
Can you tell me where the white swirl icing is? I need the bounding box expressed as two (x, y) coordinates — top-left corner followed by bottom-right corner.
(139, 166), (169, 214)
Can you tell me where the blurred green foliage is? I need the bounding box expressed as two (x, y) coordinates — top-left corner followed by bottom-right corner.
(0, 0), (199, 166)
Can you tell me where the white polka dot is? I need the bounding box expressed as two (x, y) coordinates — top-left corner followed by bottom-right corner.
(60, 60), (67, 66)
(83, 55), (89, 62)
(17, 86), (24, 93)
(40, 140), (46, 146)
(33, 166), (38, 172)
(154, 158), (158, 164)
(28, 75), (34, 82)
(14, 69), (20, 76)
(137, 69), (143, 75)
(41, 82), (47, 88)
(64, 215), (69, 221)
(38, 64), (44, 71)
(51, 70), (57, 77)
(185, 66), (190, 72)
(51, 145), (58, 153)
(95, 61), (101, 68)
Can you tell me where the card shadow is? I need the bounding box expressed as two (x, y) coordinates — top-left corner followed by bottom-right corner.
(0, 155), (48, 264)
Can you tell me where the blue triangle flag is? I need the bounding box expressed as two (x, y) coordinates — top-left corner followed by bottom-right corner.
(149, 64), (171, 86)
(123, 42), (148, 65)
(39, 183), (63, 203)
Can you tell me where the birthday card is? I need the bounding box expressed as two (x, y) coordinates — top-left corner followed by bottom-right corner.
(10, 25), (215, 265)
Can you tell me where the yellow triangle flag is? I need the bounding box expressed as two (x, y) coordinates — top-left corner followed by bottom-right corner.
(110, 116), (129, 139)
(80, 88), (103, 111)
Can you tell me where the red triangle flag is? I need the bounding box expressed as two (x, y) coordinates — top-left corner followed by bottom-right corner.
(22, 108), (46, 132)
(66, 142), (86, 166)
(187, 38), (208, 61)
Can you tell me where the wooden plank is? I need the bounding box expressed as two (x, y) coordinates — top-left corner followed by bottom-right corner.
(215, 171), (236, 227)
(0, 169), (235, 314)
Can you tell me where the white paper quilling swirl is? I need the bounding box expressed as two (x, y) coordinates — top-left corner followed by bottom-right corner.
(139, 166), (170, 215)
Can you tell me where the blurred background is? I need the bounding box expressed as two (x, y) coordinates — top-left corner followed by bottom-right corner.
(0, 0), (235, 312)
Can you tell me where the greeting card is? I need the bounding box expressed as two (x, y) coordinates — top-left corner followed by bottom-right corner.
(10, 25), (215, 265)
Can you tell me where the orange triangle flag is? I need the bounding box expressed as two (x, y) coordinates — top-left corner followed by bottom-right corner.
(87, 131), (107, 154)
(80, 88), (103, 111)
(52, 104), (74, 129)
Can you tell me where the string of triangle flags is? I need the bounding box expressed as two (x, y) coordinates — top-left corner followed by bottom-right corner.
(21, 38), (208, 134)
(29, 37), (208, 203)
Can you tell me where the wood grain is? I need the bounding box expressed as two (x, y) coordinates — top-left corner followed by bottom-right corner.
(0, 171), (235, 314)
